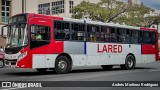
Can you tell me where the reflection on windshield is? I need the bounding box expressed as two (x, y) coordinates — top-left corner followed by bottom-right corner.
(6, 24), (28, 48)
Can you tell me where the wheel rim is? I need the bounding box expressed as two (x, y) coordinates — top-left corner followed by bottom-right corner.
(58, 59), (67, 71)
(0, 61), (3, 67)
(127, 57), (133, 68)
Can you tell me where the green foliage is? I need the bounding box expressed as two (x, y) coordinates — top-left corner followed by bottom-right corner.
(72, 0), (160, 27)
(72, 1), (109, 22)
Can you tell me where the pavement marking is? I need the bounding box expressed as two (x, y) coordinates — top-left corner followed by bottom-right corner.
(149, 69), (160, 72)
(2, 87), (26, 90)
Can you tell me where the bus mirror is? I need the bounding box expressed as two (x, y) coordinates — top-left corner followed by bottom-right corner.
(1, 26), (7, 39)
(1, 27), (4, 36)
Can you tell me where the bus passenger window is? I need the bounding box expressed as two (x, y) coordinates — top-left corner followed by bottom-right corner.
(138, 31), (143, 43)
(152, 32), (156, 44)
(131, 30), (138, 44)
(110, 28), (116, 42)
(54, 21), (70, 40)
(117, 28), (122, 42)
(87, 25), (99, 42)
(143, 31), (152, 44)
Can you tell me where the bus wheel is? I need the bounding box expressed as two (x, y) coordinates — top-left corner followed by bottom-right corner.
(120, 55), (136, 70)
(36, 68), (47, 72)
(101, 65), (113, 70)
(0, 60), (4, 68)
(55, 56), (71, 74)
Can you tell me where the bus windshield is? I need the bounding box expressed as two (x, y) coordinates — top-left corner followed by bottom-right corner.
(6, 23), (28, 48)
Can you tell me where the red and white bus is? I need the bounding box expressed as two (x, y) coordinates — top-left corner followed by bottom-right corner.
(1, 13), (159, 74)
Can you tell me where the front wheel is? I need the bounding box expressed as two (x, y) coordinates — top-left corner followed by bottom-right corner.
(120, 55), (136, 70)
(55, 56), (71, 74)
(0, 60), (4, 68)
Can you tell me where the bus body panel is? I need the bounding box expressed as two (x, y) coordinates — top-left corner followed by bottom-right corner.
(32, 54), (58, 68)
(30, 40), (156, 68)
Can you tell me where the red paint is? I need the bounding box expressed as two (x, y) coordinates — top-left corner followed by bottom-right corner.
(97, 44), (122, 53)
(108, 45), (113, 52)
(140, 27), (159, 61)
(16, 13), (64, 68)
(113, 45), (117, 53)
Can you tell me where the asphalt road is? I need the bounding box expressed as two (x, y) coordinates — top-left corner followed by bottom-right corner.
(0, 61), (160, 90)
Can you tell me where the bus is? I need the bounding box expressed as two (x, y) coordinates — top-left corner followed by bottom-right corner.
(0, 13), (159, 74)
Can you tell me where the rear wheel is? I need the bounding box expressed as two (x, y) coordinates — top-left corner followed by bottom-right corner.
(0, 60), (4, 68)
(120, 55), (136, 70)
(36, 68), (47, 72)
(55, 56), (71, 74)
(101, 65), (113, 70)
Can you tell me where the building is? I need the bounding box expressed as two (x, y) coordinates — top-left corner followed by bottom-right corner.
(0, 0), (38, 46)
(38, 0), (101, 18)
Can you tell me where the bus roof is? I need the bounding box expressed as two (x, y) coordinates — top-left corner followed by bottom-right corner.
(14, 13), (157, 31)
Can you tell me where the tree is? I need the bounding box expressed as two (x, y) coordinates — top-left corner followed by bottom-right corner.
(72, 0), (160, 27)
(115, 3), (152, 27)
(72, 0), (129, 22)
(98, 0), (130, 22)
(145, 15), (160, 27)
(72, 1), (109, 22)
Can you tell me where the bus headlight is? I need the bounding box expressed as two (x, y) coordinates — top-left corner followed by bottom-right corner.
(17, 52), (27, 61)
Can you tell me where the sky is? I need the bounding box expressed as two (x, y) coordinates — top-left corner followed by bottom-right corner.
(140, 0), (160, 10)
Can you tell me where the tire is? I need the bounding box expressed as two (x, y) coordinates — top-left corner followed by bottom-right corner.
(0, 60), (4, 68)
(101, 65), (113, 70)
(36, 68), (47, 72)
(120, 55), (136, 70)
(55, 56), (71, 74)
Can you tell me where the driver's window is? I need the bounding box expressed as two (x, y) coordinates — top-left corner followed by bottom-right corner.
(31, 25), (50, 41)
(30, 25), (50, 49)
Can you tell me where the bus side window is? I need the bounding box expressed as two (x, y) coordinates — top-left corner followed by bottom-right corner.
(143, 31), (152, 44)
(117, 28), (122, 42)
(126, 29), (131, 43)
(110, 28), (116, 42)
(87, 25), (99, 42)
(152, 32), (156, 44)
(138, 31), (143, 43)
(131, 30), (138, 44)
(71, 23), (85, 41)
(54, 21), (70, 40)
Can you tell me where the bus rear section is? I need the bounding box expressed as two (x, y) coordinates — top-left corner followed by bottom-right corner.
(140, 28), (159, 62)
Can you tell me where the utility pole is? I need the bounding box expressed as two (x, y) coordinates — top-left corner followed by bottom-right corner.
(22, 0), (24, 13)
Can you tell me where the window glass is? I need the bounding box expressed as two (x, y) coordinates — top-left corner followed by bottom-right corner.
(38, 3), (50, 15)
(87, 25), (100, 42)
(117, 28), (122, 42)
(50, 0), (65, 15)
(137, 31), (143, 43)
(30, 25), (50, 49)
(72, 23), (85, 41)
(152, 32), (156, 44)
(143, 31), (152, 44)
(121, 28), (131, 43)
(101, 26), (110, 42)
(54, 21), (70, 40)
(110, 28), (116, 42)
(130, 30), (138, 43)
